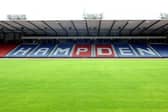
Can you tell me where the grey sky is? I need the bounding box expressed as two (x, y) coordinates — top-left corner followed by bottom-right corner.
(0, 0), (168, 20)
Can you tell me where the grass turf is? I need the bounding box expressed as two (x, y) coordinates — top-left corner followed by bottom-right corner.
(0, 59), (168, 112)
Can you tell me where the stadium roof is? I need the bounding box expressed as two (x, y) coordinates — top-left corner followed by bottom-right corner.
(0, 20), (168, 37)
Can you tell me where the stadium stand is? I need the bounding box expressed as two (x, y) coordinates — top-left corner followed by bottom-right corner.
(3, 40), (168, 58)
(0, 20), (168, 58)
(150, 44), (168, 57)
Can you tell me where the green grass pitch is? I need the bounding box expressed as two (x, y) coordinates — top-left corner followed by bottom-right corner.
(0, 59), (168, 112)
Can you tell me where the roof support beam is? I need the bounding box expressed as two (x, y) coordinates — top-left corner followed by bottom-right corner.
(85, 20), (89, 36)
(42, 21), (57, 35)
(1, 21), (23, 33)
(71, 21), (79, 36)
(13, 21), (37, 34)
(107, 21), (116, 36)
(57, 22), (68, 36)
(27, 21), (47, 34)
(163, 28), (168, 34)
(0, 23), (15, 32)
(97, 20), (102, 36)
(140, 20), (160, 34)
(160, 27), (168, 35)
(119, 21), (129, 35)
(129, 20), (145, 35)
(151, 22), (168, 33)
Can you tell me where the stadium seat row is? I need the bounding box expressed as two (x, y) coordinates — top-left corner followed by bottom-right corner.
(1, 43), (167, 58)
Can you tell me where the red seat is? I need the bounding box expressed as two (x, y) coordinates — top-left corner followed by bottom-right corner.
(0, 44), (18, 57)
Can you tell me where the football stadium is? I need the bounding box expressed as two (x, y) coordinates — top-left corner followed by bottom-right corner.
(1, 20), (168, 58)
(0, 20), (168, 112)
(1, 0), (168, 112)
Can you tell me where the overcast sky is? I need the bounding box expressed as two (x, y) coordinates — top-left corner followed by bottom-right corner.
(0, 0), (168, 20)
